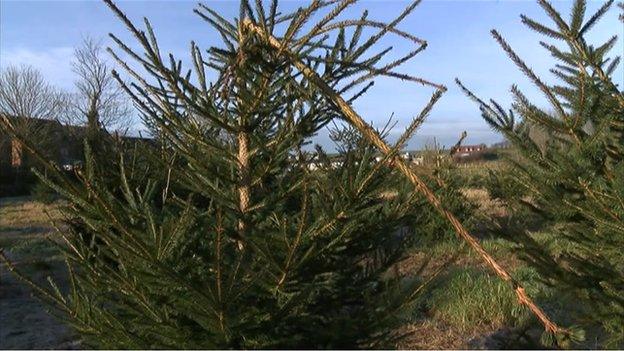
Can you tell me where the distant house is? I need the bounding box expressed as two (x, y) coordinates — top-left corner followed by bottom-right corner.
(412, 155), (424, 166)
(451, 143), (487, 162)
(1, 116), (153, 182)
(0, 117), (85, 173)
(374, 152), (423, 165)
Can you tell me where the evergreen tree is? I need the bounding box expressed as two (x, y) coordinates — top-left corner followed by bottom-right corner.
(0, 0), (466, 348)
(458, 0), (624, 346)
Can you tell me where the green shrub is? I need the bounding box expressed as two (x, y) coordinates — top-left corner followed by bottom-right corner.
(409, 164), (477, 244)
(483, 168), (526, 201)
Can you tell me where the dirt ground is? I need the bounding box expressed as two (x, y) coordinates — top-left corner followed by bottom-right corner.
(0, 197), (80, 349)
(0, 261), (80, 349)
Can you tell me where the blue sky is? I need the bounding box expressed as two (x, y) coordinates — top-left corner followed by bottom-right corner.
(1, 0), (622, 149)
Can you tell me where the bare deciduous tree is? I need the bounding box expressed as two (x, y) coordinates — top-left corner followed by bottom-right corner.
(68, 37), (133, 133)
(0, 64), (66, 120)
(0, 65), (67, 160)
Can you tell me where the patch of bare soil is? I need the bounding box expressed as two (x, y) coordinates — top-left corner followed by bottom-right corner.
(0, 197), (80, 349)
(0, 259), (79, 349)
(396, 319), (536, 350)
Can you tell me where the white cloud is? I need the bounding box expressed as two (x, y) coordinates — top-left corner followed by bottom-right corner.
(0, 47), (75, 89)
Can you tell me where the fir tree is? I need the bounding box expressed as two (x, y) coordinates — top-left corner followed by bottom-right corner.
(0, 0), (458, 348)
(458, 0), (624, 346)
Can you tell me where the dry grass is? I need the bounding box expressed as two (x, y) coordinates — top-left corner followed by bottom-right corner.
(397, 319), (480, 349)
(461, 188), (508, 219)
(0, 197), (65, 262)
(0, 197), (62, 230)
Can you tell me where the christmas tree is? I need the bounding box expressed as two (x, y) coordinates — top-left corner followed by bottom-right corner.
(458, 0), (624, 346)
(1, 0), (454, 348)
